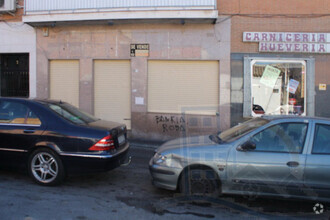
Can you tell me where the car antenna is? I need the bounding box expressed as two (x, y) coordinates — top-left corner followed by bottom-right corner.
(59, 100), (63, 104)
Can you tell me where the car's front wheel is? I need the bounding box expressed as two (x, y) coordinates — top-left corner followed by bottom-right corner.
(28, 148), (65, 186)
(179, 167), (220, 197)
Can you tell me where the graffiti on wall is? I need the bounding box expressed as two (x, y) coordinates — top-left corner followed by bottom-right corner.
(155, 115), (186, 133)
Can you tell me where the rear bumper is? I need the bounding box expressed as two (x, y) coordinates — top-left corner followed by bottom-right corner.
(60, 142), (130, 174)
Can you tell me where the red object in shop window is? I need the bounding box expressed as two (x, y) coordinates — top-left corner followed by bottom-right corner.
(289, 98), (297, 105)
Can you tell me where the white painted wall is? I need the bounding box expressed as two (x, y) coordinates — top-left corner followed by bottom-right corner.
(0, 22), (36, 98)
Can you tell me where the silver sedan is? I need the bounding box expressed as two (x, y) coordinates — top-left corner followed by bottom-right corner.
(149, 116), (330, 201)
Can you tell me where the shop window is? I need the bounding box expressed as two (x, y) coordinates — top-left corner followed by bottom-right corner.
(243, 58), (315, 117)
(252, 60), (306, 116)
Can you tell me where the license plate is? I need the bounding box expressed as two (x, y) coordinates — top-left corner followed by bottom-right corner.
(118, 135), (125, 145)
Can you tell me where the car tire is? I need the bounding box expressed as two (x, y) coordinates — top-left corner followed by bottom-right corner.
(179, 167), (220, 197)
(28, 148), (65, 186)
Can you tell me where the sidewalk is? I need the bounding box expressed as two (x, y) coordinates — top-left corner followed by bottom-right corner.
(127, 137), (164, 149)
(126, 130), (165, 149)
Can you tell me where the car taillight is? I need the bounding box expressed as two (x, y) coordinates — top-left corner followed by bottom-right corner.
(89, 135), (115, 151)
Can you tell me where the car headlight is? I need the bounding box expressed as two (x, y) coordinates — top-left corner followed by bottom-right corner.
(153, 153), (181, 168)
(153, 153), (167, 165)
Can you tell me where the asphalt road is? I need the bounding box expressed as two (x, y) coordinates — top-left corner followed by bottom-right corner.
(0, 145), (329, 220)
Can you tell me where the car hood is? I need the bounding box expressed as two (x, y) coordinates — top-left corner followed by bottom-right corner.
(156, 135), (217, 153)
(87, 120), (125, 131)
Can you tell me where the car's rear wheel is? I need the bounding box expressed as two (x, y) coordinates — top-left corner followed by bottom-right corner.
(28, 148), (65, 186)
(179, 167), (220, 197)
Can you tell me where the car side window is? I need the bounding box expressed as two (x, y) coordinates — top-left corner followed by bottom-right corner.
(312, 124), (330, 154)
(0, 101), (41, 125)
(250, 123), (308, 153)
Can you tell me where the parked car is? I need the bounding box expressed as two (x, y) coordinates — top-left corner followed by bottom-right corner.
(0, 98), (130, 186)
(149, 116), (330, 202)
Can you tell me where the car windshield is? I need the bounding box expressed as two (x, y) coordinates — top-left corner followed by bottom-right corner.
(47, 102), (99, 125)
(218, 118), (269, 142)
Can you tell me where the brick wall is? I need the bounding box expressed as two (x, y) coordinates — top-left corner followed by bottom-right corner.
(0, 0), (24, 22)
(219, 0), (329, 15)
(315, 55), (330, 118)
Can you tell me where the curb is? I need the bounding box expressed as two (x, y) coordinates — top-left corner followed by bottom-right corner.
(128, 139), (164, 149)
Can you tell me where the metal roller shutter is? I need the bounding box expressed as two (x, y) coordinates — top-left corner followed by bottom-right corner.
(148, 60), (219, 115)
(94, 60), (131, 129)
(49, 60), (79, 107)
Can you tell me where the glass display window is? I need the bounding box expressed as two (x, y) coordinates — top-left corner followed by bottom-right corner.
(250, 60), (306, 116)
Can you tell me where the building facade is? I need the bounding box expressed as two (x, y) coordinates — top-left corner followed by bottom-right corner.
(0, 0), (328, 141)
(223, 0), (330, 126)
(22, 0), (231, 141)
(0, 0), (36, 98)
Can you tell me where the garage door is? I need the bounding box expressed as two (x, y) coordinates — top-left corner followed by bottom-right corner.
(94, 60), (131, 129)
(49, 60), (79, 107)
(148, 60), (219, 115)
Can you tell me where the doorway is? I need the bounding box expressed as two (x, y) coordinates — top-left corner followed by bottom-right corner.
(0, 54), (29, 97)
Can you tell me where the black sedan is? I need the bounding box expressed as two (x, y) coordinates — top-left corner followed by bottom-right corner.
(0, 98), (130, 186)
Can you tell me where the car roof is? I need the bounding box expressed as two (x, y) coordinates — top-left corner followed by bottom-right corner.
(261, 115), (330, 122)
(33, 99), (65, 105)
(0, 97), (65, 105)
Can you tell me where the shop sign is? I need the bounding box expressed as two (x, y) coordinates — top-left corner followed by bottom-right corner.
(259, 42), (329, 53)
(130, 44), (149, 57)
(243, 32), (330, 53)
(243, 32), (329, 43)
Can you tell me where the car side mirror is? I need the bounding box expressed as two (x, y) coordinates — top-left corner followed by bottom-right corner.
(237, 141), (256, 152)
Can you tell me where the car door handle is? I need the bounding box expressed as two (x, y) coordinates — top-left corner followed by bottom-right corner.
(24, 129), (35, 134)
(287, 161), (299, 167)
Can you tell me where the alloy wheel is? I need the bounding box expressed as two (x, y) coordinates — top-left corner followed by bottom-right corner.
(31, 152), (58, 184)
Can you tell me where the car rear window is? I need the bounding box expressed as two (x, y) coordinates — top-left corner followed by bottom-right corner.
(47, 102), (99, 125)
